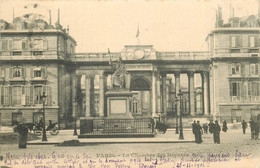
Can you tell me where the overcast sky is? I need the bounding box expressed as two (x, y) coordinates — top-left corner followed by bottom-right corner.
(0, 0), (258, 52)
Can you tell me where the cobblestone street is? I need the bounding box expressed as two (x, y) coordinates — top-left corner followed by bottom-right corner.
(1, 129), (259, 168)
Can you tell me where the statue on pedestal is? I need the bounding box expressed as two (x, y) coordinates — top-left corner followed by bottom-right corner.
(109, 56), (127, 88)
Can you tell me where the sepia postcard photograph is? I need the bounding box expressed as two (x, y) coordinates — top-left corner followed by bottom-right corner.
(0, 0), (260, 167)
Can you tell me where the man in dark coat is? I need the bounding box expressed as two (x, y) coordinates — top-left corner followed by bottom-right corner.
(241, 120), (247, 134)
(17, 123), (28, 149)
(249, 119), (255, 140)
(203, 123), (208, 134)
(222, 120), (228, 132)
(208, 120), (214, 134)
(195, 121), (203, 144)
(213, 120), (221, 144)
(254, 121), (259, 140)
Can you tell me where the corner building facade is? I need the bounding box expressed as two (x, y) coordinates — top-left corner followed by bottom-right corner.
(207, 8), (260, 123)
(0, 14), (76, 126)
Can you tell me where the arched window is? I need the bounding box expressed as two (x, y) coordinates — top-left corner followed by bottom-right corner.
(130, 77), (151, 91)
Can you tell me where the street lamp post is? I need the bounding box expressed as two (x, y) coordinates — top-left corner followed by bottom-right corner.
(73, 98), (78, 136)
(40, 92), (47, 141)
(172, 97), (179, 134)
(178, 89), (184, 140)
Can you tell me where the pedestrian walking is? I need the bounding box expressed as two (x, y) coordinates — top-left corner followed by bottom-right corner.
(222, 120), (228, 132)
(249, 119), (255, 140)
(241, 120), (247, 134)
(203, 123), (208, 134)
(192, 120), (196, 135)
(208, 120), (214, 134)
(254, 121), (259, 140)
(213, 120), (221, 144)
(195, 121), (203, 144)
(17, 122), (28, 149)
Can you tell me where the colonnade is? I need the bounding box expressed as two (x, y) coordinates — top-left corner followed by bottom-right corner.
(151, 71), (210, 117)
(72, 70), (210, 118)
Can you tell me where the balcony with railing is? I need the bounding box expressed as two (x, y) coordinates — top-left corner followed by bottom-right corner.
(0, 50), (65, 60)
(156, 51), (210, 60)
(214, 48), (260, 58)
(70, 51), (210, 62)
(70, 52), (121, 62)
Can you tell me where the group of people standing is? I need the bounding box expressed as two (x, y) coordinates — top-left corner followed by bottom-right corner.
(192, 119), (222, 144)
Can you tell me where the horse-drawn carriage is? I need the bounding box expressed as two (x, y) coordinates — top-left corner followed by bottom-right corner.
(13, 121), (59, 136)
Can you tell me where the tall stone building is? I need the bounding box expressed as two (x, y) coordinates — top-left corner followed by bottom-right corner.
(0, 12), (76, 127)
(207, 6), (260, 123)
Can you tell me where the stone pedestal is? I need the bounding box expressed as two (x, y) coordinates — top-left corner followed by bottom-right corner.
(106, 88), (133, 119)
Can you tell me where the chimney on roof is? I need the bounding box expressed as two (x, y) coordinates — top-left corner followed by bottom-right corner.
(58, 8), (60, 24)
(12, 8), (14, 21)
(258, 0), (260, 19)
(232, 8), (235, 18)
(215, 5), (223, 28)
(55, 8), (62, 30)
(67, 25), (69, 34)
(49, 10), (52, 25)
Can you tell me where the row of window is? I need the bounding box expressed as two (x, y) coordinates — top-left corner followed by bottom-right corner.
(228, 63), (259, 76)
(0, 67), (47, 79)
(230, 36), (259, 48)
(1, 39), (47, 51)
(230, 81), (260, 98)
(0, 85), (52, 106)
(0, 38), (75, 54)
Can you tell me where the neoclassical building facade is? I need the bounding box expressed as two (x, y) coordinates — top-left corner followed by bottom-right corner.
(0, 7), (259, 127)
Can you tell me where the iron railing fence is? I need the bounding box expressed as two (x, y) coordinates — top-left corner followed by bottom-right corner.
(80, 118), (154, 135)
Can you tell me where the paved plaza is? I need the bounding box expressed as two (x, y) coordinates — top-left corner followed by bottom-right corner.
(0, 127), (259, 168)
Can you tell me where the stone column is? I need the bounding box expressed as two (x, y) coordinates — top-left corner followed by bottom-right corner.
(76, 75), (82, 116)
(85, 75), (94, 117)
(72, 74), (78, 118)
(162, 73), (167, 114)
(157, 72), (161, 114)
(152, 70), (157, 117)
(175, 72), (180, 115)
(202, 71), (210, 115)
(99, 71), (105, 117)
(188, 72), (195, 116)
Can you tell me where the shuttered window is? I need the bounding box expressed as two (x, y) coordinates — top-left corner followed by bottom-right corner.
(22, 40), (26, 50)
(0, 86), (3, 105)
(2, 39), (8, 51)
(228, 64), (241, 75)
(249, 36), (259, 47)
(0, 68), (5, 78)
(248, 82), (260, 97)
(13, 40), (22, 50)
(249, 64), (259, 76)
(231, 36), (241, 48)
(25, 86), (30, 105)
(249, 36), (255, 47)
(13, 67), (21, 77)
(34, 86), (42, 104)
(230, 82), (241, 97)
(12, 86), (22, 105)
(4, 86), (9, 105)
(34, 39), (43, 50)
(30, 85), (51, 105)
(31, 66), (47, 78)
(47, 86), (52, 106)
(10, 67), (26, 78)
